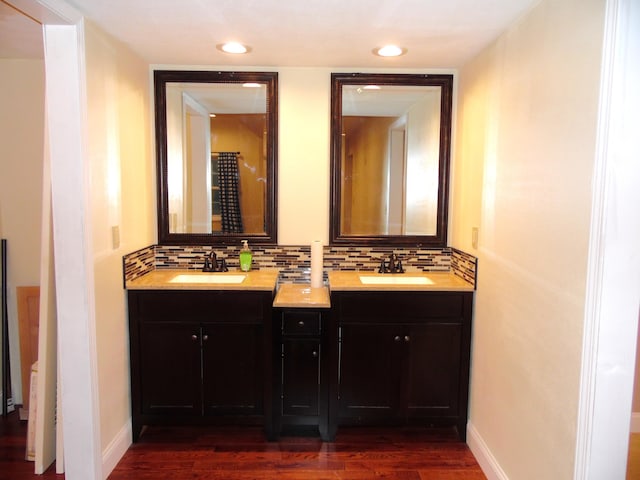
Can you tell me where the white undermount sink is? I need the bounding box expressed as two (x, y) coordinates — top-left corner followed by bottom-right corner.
(359, 275), (434, 286)
(169, 273), (247, 284)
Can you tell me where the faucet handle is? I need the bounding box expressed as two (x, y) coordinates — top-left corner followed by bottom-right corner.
(388, 253), (398, 273)
(219, 258), (228, 272)
(378, 257), (387, 273)
(202, 257), (212, 272)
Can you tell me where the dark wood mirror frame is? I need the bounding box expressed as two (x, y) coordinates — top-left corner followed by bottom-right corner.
(155, 70), (278, 245)
(330, 72), (453, 247)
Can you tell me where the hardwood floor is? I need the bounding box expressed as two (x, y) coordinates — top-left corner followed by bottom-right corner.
(2, 410), (487, 479)
(109, 426), (486, 480)
(628, 433), (640, 480)
(0, 411), (60, 479)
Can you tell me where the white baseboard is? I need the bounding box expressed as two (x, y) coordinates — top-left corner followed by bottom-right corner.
(467, 422), (509, 480)
(101, 419), (132, 480)
(631, 412), (640, 433)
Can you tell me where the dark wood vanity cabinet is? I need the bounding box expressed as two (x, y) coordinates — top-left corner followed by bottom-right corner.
(272, 308), (334, 441)
(331, 290), (473, 440)
(127, 290), (274, 441)
(127, 285), (472, 442)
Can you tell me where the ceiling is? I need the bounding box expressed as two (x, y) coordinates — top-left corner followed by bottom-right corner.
(2, 0), (539, 67)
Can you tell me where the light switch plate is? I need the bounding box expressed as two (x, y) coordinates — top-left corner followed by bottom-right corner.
(111, 225), (120, 249)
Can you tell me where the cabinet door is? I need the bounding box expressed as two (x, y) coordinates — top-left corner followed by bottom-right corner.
(282, 338), (320, 416)
(201, 324), (263, 416)
(338, 324), (402, 422)
(139, 322), (202, 415)
(403, 323), (462, 419)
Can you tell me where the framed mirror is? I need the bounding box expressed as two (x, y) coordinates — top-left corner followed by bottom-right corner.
(155, 70), (278, 245)
(330, 73), (453, 247)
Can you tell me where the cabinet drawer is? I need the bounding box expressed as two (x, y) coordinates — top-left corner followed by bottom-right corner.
(335, 291), (468, 324)
(281, 310), (321, 335)
(129, 290), (270, 323)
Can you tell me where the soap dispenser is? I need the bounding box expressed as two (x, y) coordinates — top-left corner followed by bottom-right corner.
(239, 240), (252, 272)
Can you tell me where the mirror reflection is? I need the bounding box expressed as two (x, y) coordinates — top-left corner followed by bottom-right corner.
(155, 71), (278, 245)
(331, 73), (453, 246)
(166, 83), (267, 235)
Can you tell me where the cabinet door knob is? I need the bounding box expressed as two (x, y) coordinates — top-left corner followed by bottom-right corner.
(191, 334), (198, 341)
(202, 334), (209, 341)
(394, 335), (401, 342)
(298, 320), (305, 326)
(312, 351), (318, 357)
(404, 335), (410, 342)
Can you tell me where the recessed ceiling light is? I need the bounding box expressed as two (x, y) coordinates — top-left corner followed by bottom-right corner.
(217, 42), (251, 54)
(373, 45), (407, 57)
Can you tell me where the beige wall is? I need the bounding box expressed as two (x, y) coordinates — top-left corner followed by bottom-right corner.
(0, 59), (45, 405)
(275, 67), (454, 245)
(83, 21), (154, 455)
(450, 0), (606, 478)
(278, 68), (332, 244)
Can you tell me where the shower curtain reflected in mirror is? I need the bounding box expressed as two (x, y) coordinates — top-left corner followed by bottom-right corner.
(218, 152), (244, 233)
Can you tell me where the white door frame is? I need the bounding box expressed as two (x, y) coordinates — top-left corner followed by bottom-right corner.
(574, 0), (640, 478)
(18, 0), (104, 478)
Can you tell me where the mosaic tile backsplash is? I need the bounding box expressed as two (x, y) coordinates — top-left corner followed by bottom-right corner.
(123, 244), (477, 288)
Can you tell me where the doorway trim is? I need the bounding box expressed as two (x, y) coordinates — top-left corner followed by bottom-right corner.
(574, 0), (640, 478)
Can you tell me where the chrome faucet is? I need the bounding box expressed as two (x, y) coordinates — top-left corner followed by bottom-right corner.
(202, 251), (228, 272)
(378, 253), (404, 274)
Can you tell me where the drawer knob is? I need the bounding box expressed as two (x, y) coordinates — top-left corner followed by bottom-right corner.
(202, 334), (209, 341)
(404, 335), (410, 342)
(312, 351), (318, 357)
(191, 334), (198, 341)
(298, 320), (305, 326)
(394, 335), (401, 342)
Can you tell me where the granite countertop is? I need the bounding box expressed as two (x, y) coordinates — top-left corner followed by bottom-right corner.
(126, 269), (279, 291)
(328, 271), (474, 292)
(126, 269), (473, 295)
(273, 284), (331, 308)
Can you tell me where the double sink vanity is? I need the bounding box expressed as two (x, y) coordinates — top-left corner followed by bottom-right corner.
(125, 266), (474, 443)
(127, 68), (474, 443)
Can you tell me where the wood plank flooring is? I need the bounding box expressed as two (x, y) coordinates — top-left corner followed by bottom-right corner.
(628, 433), (640, 480)
(109, 425), (487, 480)
(0, 410), (60, 479)
(6, 409), (640, 479)
(2, 410), (487, 479)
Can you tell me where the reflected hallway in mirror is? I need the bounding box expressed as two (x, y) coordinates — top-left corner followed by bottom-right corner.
(331, 73), (453, 247)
